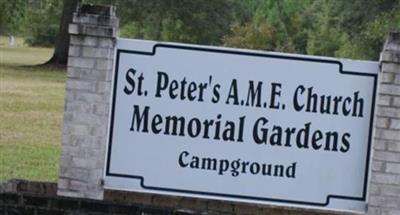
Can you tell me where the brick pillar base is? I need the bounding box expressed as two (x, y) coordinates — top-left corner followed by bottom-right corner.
(57, 4), (118, 199)
(368, 32), (400, 215)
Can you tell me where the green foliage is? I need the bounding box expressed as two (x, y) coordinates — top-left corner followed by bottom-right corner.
(306, 0), (400, 60)
(225, 0), (399, 60)
(0, 0), (28, 34)
(115, 0), (237, 45)
(306, 1), (342, 57)
(24, 0), (63, 47)
(224, 0), (313, 53)
(334, 33), (361, 60)
(2, 0), (399, 60)
(0, 45), (65, 181)
(0, 0), (62, 46)
(223, 21), (276, 50)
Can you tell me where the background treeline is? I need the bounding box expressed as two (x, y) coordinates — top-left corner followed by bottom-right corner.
(1, 0), (399, 60)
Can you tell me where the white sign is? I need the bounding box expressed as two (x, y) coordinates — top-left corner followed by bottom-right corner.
(104, 38), (378, 213)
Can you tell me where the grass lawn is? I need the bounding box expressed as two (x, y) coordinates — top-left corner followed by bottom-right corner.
(0, 37), (65, 181)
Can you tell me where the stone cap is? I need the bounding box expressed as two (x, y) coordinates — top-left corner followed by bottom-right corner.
(380, 32), (400, 63)
(69, 4), (119, 37)
(383, 32), (400, 52)
(78, 4), (116, 17)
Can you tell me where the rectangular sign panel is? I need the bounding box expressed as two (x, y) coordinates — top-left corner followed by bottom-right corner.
(104, 38), (378, 213)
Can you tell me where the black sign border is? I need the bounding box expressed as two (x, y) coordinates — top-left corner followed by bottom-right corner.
(105, 43), (378, 207)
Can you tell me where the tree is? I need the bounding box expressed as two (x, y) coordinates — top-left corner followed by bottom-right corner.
(0, 0), (28, 45)
(46, 0), (80, 65)
(25, 0), (63, 47)
(307, 0), (400, 60)
(4, 0), (398, 62)
(224, 0), (399, 60)
(224, 0), (313, 53)
(113, 0), (237, 45)
(223, 21), (276, 50)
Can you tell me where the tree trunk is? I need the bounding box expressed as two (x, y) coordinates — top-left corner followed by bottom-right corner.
(46, 0), (79, 65)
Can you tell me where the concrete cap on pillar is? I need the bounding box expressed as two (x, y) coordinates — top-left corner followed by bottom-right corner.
(383, 32), (400, 52)
(78, 4), (115, 16)
(380, 32), (400, 64)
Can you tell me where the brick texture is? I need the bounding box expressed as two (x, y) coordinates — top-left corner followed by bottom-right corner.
(58, 3), (400, 214)
(58, 4), (118, 200)
(368, 32), (400, 215)
(0, 192), (200, 215)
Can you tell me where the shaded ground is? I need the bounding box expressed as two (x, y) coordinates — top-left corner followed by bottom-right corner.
(0, 38), (65, 181)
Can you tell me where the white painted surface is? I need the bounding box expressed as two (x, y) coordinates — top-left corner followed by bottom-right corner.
(104, 38), (379, 213)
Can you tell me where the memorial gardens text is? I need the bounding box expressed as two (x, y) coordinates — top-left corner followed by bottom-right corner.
(125, 69), (364, 154)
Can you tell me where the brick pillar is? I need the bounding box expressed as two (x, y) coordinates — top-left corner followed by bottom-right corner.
(368, 32), (400, 215)
(58, 4), (118, 199)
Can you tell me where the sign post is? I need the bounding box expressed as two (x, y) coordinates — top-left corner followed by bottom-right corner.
(104, 39), (378, 213)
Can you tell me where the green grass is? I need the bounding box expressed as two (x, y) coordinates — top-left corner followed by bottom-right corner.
(0, 36), (25, 47)
(0, 38), (65, 181)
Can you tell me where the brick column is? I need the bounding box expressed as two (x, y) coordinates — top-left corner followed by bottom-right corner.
(58, 4), (118, 199)
(368, 32), (400, 215)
